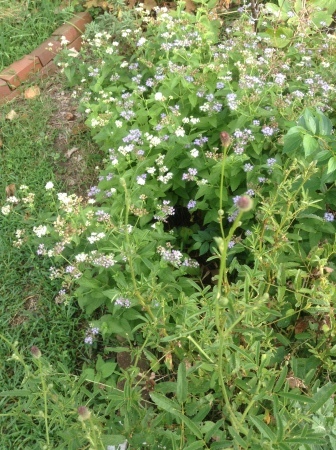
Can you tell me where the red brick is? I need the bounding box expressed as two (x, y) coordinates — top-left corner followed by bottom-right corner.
(30, 36), (62, 66)
(0, 56), (42, 88)
(67, 36), (82, 52)
(52, 23), (81, 43)
(0, 79), (12, 97)
(68, 12), (92, 33)
(39, 60), (58, 78)
(0, 88), (20, 105)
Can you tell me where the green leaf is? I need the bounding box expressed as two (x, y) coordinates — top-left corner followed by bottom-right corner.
(150, 392), (181, 414)
(317, 110), (332, 135)
(309, 382), (336, 413)
(0, 389), (31, 397)
(303, 109), (317, 134)
(277, 392), (315, 403)
(327, 157), (336, 174)
(183, 442), (204, 450)
(174, 411), (203, 439)
(177, 361), (188, 404)
(249, 416), (276, 441)
(273, 396), (284, 442)
(283, 132), (302, 154)
(274, 366), (288, 393)
(303, 135), (318, 157)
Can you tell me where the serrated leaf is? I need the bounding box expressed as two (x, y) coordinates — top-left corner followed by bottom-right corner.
(317, 110), (333, 135)
(283, 132), (302, 154)
(303, 134), (318, 157)
(327, 157), (336, 174)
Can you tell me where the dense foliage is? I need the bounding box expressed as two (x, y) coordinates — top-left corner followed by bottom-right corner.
(1, 0), (336, 448)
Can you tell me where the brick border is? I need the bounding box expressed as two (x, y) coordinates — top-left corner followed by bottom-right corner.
(0, 12), (92, 105)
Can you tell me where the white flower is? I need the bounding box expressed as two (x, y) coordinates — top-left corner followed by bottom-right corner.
(137, 37), (147, 46)
(75, 253), (88, 262)
(1, 205), (11, 215)
(33, 225), (48, 238)
(7, 196), (19, 204)
(175, 127), (185, 137)
(115, 120), (123, 128)
(190, 148), (199, 158)
(149, 136), (161, 147)
(45, 181), (54, 190)
(154, 92), (165, 101)
(60, 36), (69, 46)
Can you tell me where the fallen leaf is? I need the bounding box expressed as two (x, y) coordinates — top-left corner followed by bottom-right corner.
(5, 184), (16, 197)
(286, 374), (306, 389)
(295, 317), (308, 334)
(65, 112), (75, 121)
(144, 0), (157, 9)
(185, 0), (196, 12)
(71, 123), (88, 135)
(6, 110), (18, 121)
(65, 147), (79, 159)
(24, 86), (40, 99)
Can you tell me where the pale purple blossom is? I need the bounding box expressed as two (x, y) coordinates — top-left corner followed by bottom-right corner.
(324, 212), (334, 222)
(187, 200), (196, 209)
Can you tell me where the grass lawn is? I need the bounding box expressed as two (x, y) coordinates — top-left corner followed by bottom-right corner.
(0, 0), (73, 71)
(0, 76), (102, 446)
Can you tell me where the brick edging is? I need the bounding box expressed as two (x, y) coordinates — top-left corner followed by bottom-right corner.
(0, 12), (92, 105)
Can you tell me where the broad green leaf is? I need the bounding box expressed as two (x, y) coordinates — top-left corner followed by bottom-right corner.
(317, 110), (333, 135)
(303, 109), (317, 134)
(283, 132), (302, 154)
(303, 135), (318, 157)
(249, 416), (276, 441)
(177, 361), (188, 404)
(309, 382), (336, 413)
(327, 157), (336, 174)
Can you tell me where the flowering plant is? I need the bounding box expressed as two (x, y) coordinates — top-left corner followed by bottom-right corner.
(2, 0), (336, 447)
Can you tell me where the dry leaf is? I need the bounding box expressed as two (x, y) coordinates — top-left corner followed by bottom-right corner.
(71, 123), (88, 135)
(6, 110), (18, 121)
(294, 317), (308, 335)
(24, 86), (40, 99)
(185, 0), (196, 12)
(65, 112), (75, 121)
(65, 147), (79, 159)
(5, 184), (16, 197)
(286, 374), (306, 389)
(144, 0), (157, 9)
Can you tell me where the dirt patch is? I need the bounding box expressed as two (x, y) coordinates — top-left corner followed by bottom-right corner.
(43, 73), (103, 196)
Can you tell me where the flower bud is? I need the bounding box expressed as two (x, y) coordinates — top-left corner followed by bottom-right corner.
(30, 346), (41, 359)
(78, 406), (91, 421)
(220, 131), (231, 148)
(236, 195), (253, 212)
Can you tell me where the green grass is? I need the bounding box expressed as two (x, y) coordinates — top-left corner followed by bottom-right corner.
(0, 0), (73, 71)
(0, 82), (99, 437)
